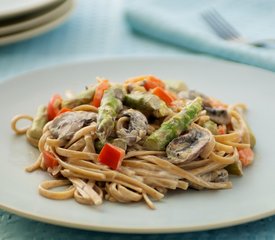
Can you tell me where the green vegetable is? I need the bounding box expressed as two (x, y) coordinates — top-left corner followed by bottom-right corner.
(94, 139), (104, 153)
(94, 138), (127, 153)
(225, 159), (243, 176)
(27, 105), (48, 139)
(143, 97), (203, 150)
(62, 86), (95, 109)
(124, 91), (171, 118)
(240, 115), (256, 148)
(96, 86), (124, 143)
(203, 120), (218, 135)
(249, 130), (256, 149)
(245, 122), (256, 148)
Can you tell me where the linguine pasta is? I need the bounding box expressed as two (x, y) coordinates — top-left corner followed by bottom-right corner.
(11, 75), (255, 209)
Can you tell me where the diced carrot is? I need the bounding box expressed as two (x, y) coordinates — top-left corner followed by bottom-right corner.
(47, 94), (62, 121)
(124, 75), (165, 91)
(91, 79), (110, 107)
(208, 97), (228, 109)
(217, 125), (227, 135)
(238, 148), (254, 167)
(43, 151), (59, 169)
(124, 75), (149, 84)
(98, 143), (125, 170)
(152, 87), (175, 106)
(58, 107), (72, 115)
(144, 75), (165, 90)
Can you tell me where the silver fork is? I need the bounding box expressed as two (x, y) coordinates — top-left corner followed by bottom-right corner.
(201, 8), (275, 48)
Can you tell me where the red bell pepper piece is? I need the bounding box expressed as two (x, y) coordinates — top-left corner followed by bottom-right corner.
(98, 143), (125, 170)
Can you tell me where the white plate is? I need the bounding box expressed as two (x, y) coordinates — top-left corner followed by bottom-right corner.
(0, 0), (74, 46)
(0, 0), (72, 36)
(0, 0), (63, 20)
(0, 57), (275, 233)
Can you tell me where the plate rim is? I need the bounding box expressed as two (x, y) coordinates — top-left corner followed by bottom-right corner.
(0, 55), (274, 84)
(1, 202), (274, 233)
(0, 0), (64, 20)
(0, 0), (73, 36)
(0, 0), (74, 46)
(0, 56), (275, 233)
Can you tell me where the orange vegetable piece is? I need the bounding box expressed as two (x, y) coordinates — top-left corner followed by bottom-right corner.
(43, 151), (59, 169)
(144, 75), (165, 90)
(152, 87), (175, 106)
(238, 148), (254, 167)
(58, 107), (72, 115)
(92, 79), (110, 107)
(47, 94), (62, 121)
(217, 125), (227, 135)
(98, 143), (125, 170)
(208, 97), (228, 109)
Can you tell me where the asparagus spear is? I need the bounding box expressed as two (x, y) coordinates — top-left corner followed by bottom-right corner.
(96, 86), (124, 143)
(62, 86), (95, 109)
(143, 97), (203, 150)
(27, 105), (48, 140)
(203, 120), (218, 135)
(94, 138), (127, 153)
(124, 91), (171, 118)
(94, 139), (104, 153)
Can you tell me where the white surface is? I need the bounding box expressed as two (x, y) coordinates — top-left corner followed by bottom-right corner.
(0, 0), (72, 36)
(0, 56), (274, 233)
(0, 0), (62, 20)
(0, 0), (74, 46)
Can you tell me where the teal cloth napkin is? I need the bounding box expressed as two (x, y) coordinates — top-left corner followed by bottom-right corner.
(125, 0), (275, 72)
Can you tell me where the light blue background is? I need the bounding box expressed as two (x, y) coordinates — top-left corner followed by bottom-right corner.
(1, 1), (274, 239)
(125, 0), (275, 72)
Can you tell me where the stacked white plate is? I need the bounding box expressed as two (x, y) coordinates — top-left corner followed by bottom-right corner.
(0, 0), (74, 46)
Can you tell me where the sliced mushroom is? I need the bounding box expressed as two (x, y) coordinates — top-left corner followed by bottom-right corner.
(166, 124), (214, 164)
(49, 111), (97, 141)
(202, 169), (229, 183)
(204, 106), (231, 125)
(116, 109), (148, 146)
(190, 169), (229, 190)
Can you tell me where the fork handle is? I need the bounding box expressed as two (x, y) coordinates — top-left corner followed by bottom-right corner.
(251, 39), (275, 49)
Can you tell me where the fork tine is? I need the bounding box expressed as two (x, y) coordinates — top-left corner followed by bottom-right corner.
(202, 12), (232, 39)
(202, 9), (241, 40)
(210, 9), (240, 39)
